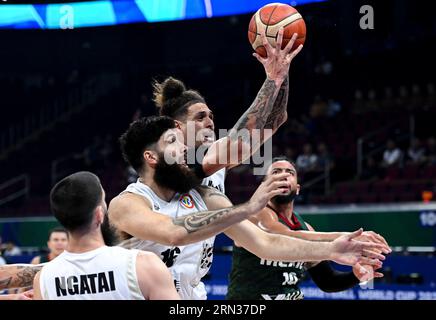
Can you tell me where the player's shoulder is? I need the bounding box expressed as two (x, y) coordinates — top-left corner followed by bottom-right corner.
(195, 185), (228, 199)
(136, 251), (166, 270)
(195, 184), (215, 194)
(109, 192), (152, 211)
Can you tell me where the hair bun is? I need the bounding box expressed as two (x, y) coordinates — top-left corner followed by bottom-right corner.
(153, 77), (186, 109)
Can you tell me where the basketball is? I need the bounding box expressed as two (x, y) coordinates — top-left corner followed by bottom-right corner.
(248, 3), (306, 57)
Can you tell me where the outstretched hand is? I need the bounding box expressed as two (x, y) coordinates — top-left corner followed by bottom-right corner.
(330, 228), (387, 267)
(354, 231), (391, 254)
(253, 27), (303, 86)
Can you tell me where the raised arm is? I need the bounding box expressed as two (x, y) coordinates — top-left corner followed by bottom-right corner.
(108, 173), (290, 247)
(202, 30), (303, 175)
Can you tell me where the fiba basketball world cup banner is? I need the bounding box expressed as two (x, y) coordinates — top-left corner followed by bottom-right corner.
(300, 284), (436, 300)
(204, 281), (436, 300)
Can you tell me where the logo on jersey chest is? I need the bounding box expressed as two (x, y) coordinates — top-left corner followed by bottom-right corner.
(180, 194), (195, 209)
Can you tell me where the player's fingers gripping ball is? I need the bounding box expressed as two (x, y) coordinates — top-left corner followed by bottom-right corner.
(248, 3), (306, 58)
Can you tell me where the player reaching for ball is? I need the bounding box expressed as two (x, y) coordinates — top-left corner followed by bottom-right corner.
(151, 26), (303, 194)
(0, 13), (304, 300)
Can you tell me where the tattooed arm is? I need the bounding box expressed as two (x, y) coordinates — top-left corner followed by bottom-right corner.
(108, 173), (289, 247)
(202, 30), (302, 175)
(264, 76), (289, 132)
(0, 264), (43, 290)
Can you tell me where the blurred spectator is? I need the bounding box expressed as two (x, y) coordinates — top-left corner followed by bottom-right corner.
(3, 241), (22, 257)
(397, 85), (410, 109)
(0, 255), (5, 266)
(315, 60), (333, 76)
(30, 227), (68, 264)
(326, 99), (341, 117)
(284, 147), (296, 163)
(360, 156), (380, 180)
(302, 114), (319, 136)
(284, 118), (308, 136)
(406, 138), (426, 165)
(352, 89), (365, 114)
(316, 143), (335, 171)
(365, 89), (378, 113)
(296, 143), (318, 172)
(309, 95), (328, 118)
(83, 136), (104, 171)
(426, 137), (436, 165)
(381, 140), (403, 168)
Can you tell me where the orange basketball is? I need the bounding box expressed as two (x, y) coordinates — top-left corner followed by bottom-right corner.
(248, 3), (306, 58)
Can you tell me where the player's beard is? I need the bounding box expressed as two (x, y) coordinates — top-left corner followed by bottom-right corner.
(101, 210), (119, 246)
(271, 188), (298, 205)
(154, 152), (202, 193)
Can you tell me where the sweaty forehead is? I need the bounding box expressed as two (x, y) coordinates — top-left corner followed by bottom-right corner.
(187, 103), (211, 116)
(268, 161), (296, 173)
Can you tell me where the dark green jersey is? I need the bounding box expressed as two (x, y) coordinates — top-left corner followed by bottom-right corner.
(227, 209), (308, 300)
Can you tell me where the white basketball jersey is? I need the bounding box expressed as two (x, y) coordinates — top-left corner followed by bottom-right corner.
(201, 168), (226, 193)
(39, 246), (144, 300)
(118, 181), (215, 300)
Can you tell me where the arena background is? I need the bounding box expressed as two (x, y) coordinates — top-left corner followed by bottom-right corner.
(0, 0), (435, 300)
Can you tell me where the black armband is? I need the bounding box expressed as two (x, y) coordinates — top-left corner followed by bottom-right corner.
(307, 261), (360, 293)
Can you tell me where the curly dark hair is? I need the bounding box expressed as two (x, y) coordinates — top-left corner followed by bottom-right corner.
(119, 115), (176, 173)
